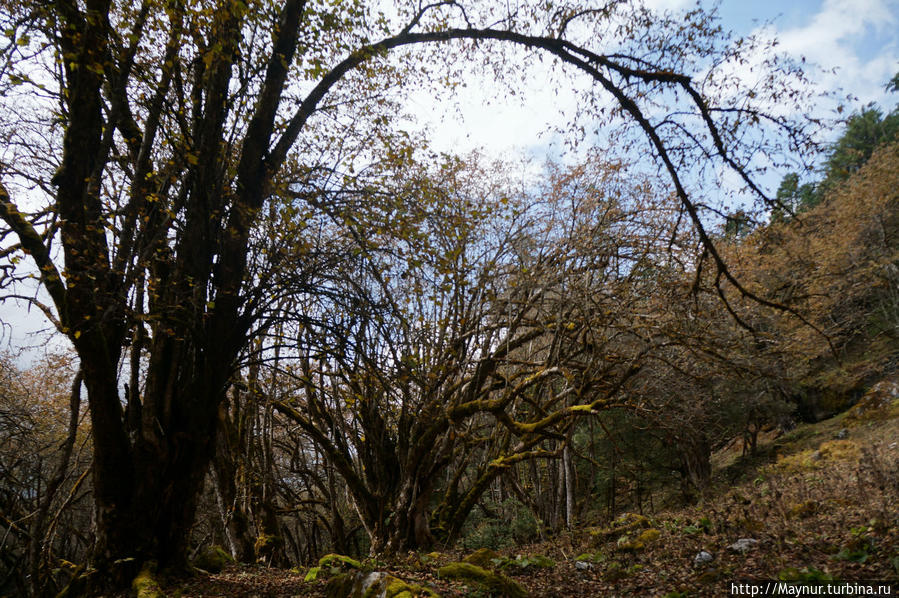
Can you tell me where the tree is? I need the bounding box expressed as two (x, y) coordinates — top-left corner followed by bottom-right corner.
(269, 152), (680, 552)
(822, 105), (899, 191)
(771, 77), (899, 220)
(746, 143), (899, 419)
(0, 352), (89, 597)
(0, 0), (817, 589)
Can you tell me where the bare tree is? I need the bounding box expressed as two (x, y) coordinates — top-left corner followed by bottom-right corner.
(0, 0), (817, 589)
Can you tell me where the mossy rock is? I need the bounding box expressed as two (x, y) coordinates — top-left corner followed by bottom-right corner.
(616, 527), (661, 552)
(774, 440), (861, 471)
(494, 554), (555, 572)
(326, 571), (439, 598)
(845, 380), (899, 423)
(193, 545), (234, 573)
(438, 562), (527, 598)
(132, 561), (163, 598)
(320, 553), (364, 571)
(575, 552), (606, 564)
(375, 574), (440, 598)
(589, 513), (651, 546)
(463, 547), (502, 568)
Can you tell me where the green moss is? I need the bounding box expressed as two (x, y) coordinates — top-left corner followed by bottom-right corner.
(637, 529), (660, 544)
(590, 512), (651, 547)
(193, 545), (234, 573)
(132, 561), (163, 598)
(521, 555), (555, 569)
(496, 554), (555, 571)
(304, 566), (322, 582)
(438, 562), (527, 598)
(325, 571), (440, 598)
(381, 576), (439, 598)
(774, 439), (862, 471)
(319, 553), (364, 571)
(616, 527), (661, 551)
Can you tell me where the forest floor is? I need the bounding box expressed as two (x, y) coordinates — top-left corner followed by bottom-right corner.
(165, 390), (899, 597)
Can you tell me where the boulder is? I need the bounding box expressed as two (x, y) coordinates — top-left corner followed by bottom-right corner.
(325, 571), (440, 598)
(693, 551), (714, 566)
(616, 528), (661, 552)
(589, 513), (651, 547)
(193, 545), (234, 573)
(438, 562), (527, 598)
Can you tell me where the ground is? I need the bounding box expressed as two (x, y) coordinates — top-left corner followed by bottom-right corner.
(163, 399), (899, 597)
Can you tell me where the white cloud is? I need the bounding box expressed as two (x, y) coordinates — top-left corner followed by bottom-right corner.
(643, 0), (693, 11)
(770, 0), (899, 106)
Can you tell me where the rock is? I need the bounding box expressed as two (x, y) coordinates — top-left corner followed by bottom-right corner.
(616, 527), (661, 551)
(438, 562), (527, 598)
(193, 545), (234, 573)
(693, 551), (714, 566)
(589, 512), (651, 547)
(325, 571), (440, 598)
(728, 538), (760, 553)
(846, 380), (899, 423)
(319, 553), (364, 571)
(497, 554), (556, 570)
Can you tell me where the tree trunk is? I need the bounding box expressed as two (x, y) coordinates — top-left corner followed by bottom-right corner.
(73, 347), (231, 594)
(563, 444), (575, 530)
(678, 434), (711, 498)
(212, 421), (256, 563)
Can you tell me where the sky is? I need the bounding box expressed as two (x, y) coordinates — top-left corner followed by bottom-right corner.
(1, 0), (898, 356)
(412, 0), (899, 161)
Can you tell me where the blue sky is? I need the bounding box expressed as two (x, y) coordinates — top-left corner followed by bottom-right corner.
(416, 0), (899, 160)
(716, 0), (898, 106)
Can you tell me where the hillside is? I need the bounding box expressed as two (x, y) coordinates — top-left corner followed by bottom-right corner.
(160, 383), (899, 597)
